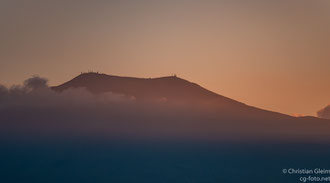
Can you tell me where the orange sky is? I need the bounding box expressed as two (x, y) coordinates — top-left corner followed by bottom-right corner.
(1, 0), (330, 116)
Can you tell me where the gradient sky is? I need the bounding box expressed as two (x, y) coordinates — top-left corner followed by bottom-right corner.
(1, 0), (330, 116)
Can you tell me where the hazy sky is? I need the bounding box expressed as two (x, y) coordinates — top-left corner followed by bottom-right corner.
(1, 0), (330, 116)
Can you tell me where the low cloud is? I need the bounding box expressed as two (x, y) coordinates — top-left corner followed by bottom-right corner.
(317, 105), (330, 119)
(24, 75), (48, 89)
(0, 76), (131, 109)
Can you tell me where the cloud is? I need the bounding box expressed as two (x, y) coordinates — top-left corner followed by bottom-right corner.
(317, 105), (330, 119)
(0, 76), (131, 109)
(23, 75), (48, 89)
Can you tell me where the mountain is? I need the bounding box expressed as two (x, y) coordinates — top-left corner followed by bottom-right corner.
(52, 73), (239, 105)
(52, 72), (290, 119)
(49, 72), (330, 143)
(1, 72), (326, 142)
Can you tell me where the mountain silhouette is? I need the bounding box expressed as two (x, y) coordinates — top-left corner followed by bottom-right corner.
(52, 72), (292, 119)
(13, 72), (324, 143)
(52, 73), (239, 105)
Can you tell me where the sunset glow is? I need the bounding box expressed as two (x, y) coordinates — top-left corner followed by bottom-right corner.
(1, 1), (330, 115)
(3, 1), (330, 182)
